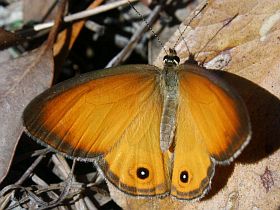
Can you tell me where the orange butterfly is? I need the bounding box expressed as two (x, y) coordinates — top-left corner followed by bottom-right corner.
(23, 47), (251, 200)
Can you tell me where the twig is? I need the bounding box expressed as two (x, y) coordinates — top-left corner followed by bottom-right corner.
(106, 4), (163, 67)
(30, 0), (138, 32)
(1, 183), (83, 210)
(31, 174), (61, 202)
(12, 148), (50, 165)
(15, 154), (46, 185)
(46, 0), (68, 47)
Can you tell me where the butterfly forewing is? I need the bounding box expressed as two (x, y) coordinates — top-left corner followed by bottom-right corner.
(23, 65), (161, 160)
(171, 64), (251, 199)
(179, 64), (250, 161)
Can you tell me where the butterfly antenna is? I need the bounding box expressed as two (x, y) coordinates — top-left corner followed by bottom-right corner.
(177, 26), (191, 56)
(195, 13), (239, 61)
(127, 0), (168, 55)
(172, 2), (208, 54)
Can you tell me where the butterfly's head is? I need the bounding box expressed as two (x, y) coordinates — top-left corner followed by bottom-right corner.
(163, 48), (180, 67)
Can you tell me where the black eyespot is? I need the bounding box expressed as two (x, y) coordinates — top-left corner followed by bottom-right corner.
(180, 171), (189, 183)
(137, 167), (149, 179)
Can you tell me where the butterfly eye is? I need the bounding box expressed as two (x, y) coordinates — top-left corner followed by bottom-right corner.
(180, 170), (189, 183)
(163, 55), (180, 65)
(174, 56), (180, 64)
(136, 167), (149, 179)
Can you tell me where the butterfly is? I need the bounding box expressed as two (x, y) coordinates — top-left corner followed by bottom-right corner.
(23, 44), (251, 200)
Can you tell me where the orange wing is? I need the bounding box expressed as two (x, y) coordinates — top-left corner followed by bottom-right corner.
(171, 64), (251, 200)
(23, 65), (161, 160)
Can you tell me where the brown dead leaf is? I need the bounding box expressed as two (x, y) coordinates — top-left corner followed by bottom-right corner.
(23, 0), (58, 24)
(0, 0), (67, 183)
(111, 0), (280, 209)
(0, 28), (24, 50)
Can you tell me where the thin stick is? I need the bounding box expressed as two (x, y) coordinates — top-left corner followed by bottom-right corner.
(106, 4), (163, 67)
(32, 0), (138, 32)
(15, 154), (46, 185)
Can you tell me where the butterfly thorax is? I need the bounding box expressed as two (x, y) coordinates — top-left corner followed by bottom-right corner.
(160, 49), (180, 152)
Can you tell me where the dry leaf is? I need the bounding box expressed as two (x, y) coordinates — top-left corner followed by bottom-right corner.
(23, 0), (58, 23)
(0, 0), (67, 183)
(0, 43), (53, 184)
(111, 0), (280, 209)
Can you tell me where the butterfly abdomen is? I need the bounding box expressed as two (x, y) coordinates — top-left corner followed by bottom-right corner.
(160, 69), (179, 152)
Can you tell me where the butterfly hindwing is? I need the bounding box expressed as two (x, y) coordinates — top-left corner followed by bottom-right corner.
(97, 87), (170, 196)
(171, 96), (214, 200)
